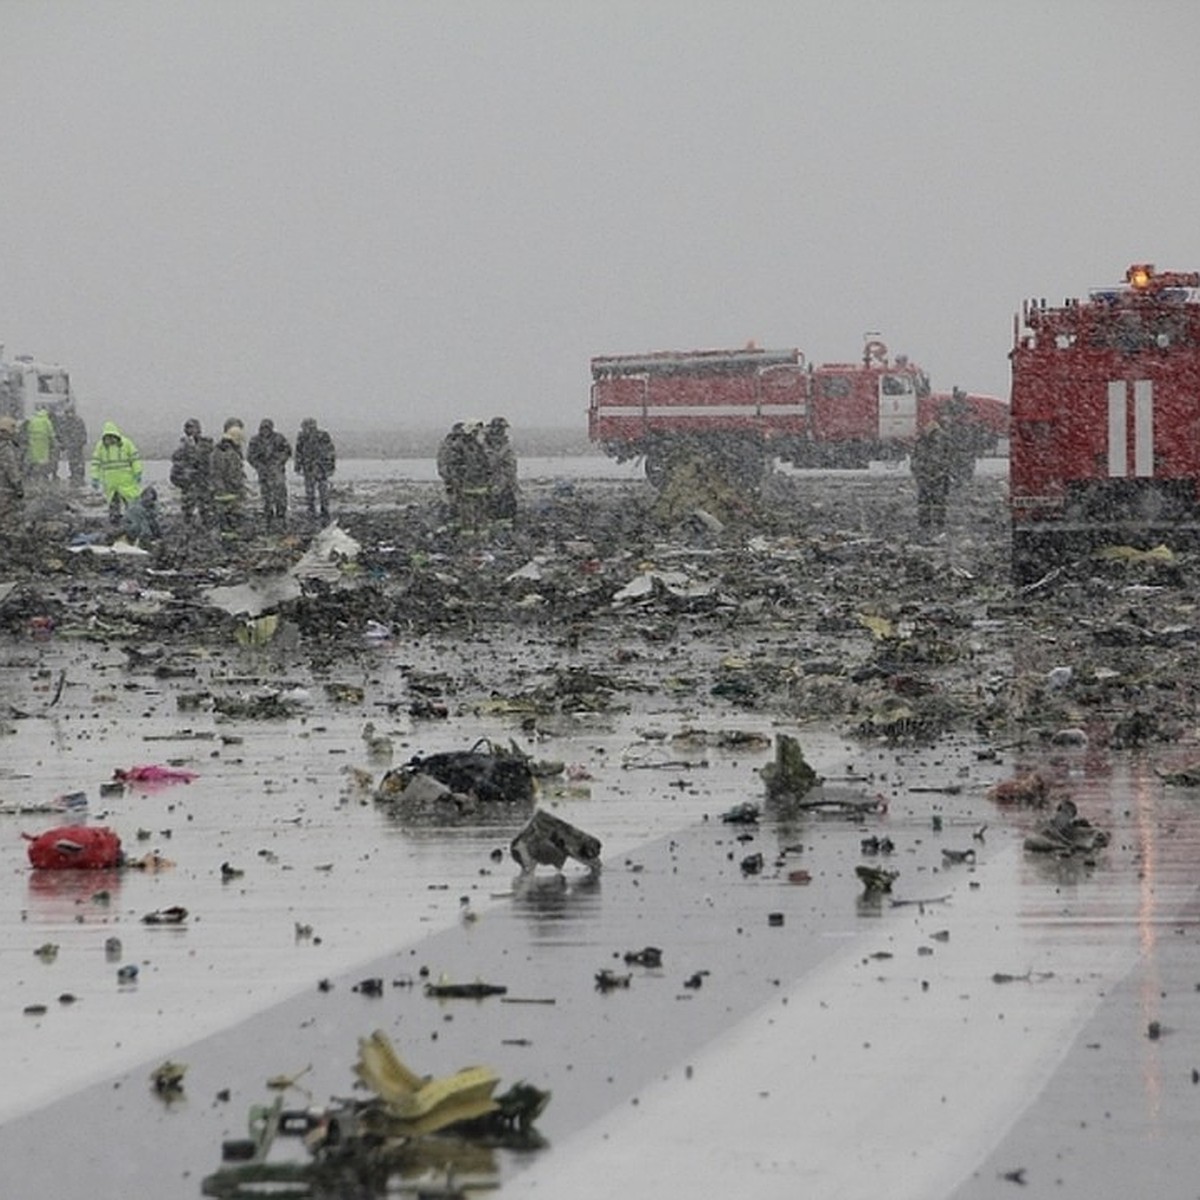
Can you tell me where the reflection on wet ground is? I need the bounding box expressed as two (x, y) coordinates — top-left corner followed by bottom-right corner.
(6, 692), (1200, 1200)
(3, 458), (1200, 1196)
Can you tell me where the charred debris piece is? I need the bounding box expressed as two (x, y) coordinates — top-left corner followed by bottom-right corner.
(856, 865), (899, 894)
(720, 802), (760, 825)
(760, 737), (883, 818)
(424, 979), (508, 1000)
(510, 809), (602, 874)
(375, 738), (536, 824)
(1023, 799), (1110, 857)
(202, 1031), (549, 1198)
(760, 734), (820, 802)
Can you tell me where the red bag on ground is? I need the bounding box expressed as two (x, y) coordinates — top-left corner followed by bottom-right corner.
(24, 825), (123, 870)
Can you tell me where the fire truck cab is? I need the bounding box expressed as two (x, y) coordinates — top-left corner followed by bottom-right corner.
(1009, 264), (1200, 580)
(0, 352), (73, 420)
(802, 341), (927, 466)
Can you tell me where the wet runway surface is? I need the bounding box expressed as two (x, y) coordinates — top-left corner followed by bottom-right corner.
(4, 458), (1200, 1198)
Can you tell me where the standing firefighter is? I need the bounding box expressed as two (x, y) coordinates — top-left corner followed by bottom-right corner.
(55, 400), (88, 487)
(910, 417), (954, 534)
(22, 405), (57, 482)
(247, 418), (292, 531)
(211, 424), (247, 538)
(170, 419), (214, 528)
(294, 418), (336, 522)
(89, 421), (143, 524)
(484, 416), (518, 520)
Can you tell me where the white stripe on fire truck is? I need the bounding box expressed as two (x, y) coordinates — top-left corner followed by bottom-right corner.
(1134, 379), (1153, 477)
(593, 404), (808, 419)
(1106, 381), (1126, 478)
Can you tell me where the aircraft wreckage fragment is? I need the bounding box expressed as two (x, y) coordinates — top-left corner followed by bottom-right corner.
(375, 739), (537, 824)
(201, 1030), (549, 1198)
(510, 808), (602, 873)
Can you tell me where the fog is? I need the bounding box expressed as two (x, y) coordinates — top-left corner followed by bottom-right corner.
(3, 1), (1199, 442)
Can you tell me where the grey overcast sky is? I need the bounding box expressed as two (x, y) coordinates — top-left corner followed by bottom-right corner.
(4, 1), (1199, 434)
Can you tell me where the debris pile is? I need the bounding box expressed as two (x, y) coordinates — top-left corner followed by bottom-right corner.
(202, 1031), (549, 1198)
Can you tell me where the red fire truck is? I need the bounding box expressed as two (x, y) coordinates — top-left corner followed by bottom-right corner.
(589, 339), (1005, 486)
(1009, 263), (1200, 580)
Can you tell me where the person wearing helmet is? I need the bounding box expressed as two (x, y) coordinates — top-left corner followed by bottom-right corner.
(0, 415), (24, 529)
(89, 421), (143, 524)
(294, 418), (336, 523)
(246, 418), (292, 531)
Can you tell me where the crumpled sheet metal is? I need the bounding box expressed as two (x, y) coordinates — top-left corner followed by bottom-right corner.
(353, 1030), (500, 1136)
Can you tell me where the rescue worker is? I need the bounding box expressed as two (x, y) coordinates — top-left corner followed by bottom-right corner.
(941, 388), (983, 487)
(121, 485), (161, 546)
(169, 418), (214, 528)
(22, 404), (57, 482)
(246, 418), (292, 531)
(89, 421), (143, 525)
(437, 421), (490, 529)
(437, 422), (469, 518)
(0, 415), (25, 532)
(293, 417), (336, 522)
(910, 417), (954, 534)
(55, 399), (89, 487)
(484, 416), (518, 520)
(210, 424), (247, 538)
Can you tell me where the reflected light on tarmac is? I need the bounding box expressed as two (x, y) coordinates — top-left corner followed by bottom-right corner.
(1135, 760), (1162, 1128)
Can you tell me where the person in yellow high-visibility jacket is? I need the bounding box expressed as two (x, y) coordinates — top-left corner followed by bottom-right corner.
(89, 421), (143, 524)
(22, 406), (57, 481)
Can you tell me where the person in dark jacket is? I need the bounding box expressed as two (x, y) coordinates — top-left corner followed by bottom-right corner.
(246, 418), (292, 530)
(169, 419), (214, 527)
(121, 486), (161, 546)
(293, 418), (336, 522)
(483, 416), (518, 520)
(211, 425), (247, 538)
(911, 419), (954, 533)
(437, 421), (490, 529)
(55, 400), (89, 487)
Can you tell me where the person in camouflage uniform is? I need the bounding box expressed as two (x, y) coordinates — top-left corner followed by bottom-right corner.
(294, 418), (336, 522)
(55, 399), (88, 487)
(170, 418), (215, 528)
(211, 424), (248, 538)
(246, 418), (292, 531)
(0, 416), (25, 535)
